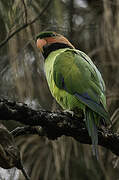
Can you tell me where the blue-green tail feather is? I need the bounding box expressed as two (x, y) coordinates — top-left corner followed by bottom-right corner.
(85, 107), (99, 159)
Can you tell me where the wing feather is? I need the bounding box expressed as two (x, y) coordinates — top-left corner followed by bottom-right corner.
(53, 49), (109, 120)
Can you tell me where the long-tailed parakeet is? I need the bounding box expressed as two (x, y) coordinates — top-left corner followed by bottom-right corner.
(36, 31), (110, 158)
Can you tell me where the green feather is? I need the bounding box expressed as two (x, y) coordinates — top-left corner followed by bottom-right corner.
(85, 107), (99, 159)
(44, 47), (110, 157)
(36, 31), (56, 40)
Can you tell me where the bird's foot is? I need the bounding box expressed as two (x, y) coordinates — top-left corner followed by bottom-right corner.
(63, 110), (74, 117)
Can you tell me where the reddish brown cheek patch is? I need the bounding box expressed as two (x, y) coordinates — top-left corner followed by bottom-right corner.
(45, 37), (65, 45)
(37, 39), (47, 49)
(45, 37), (57, 44)
(45, 37), (75, 48)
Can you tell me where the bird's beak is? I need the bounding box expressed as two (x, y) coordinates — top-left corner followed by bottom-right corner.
(36, 39), (47, 52)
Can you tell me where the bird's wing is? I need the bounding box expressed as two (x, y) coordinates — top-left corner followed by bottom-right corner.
(53, 49), (109, 120)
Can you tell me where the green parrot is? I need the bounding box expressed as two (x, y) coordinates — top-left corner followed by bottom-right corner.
(36, 31), (110, 158)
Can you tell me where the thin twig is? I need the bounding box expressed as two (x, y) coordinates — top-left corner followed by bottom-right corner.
(11, 126), (46, 137)
(21, 0), (28, 24)
(0, 0), (52, 49)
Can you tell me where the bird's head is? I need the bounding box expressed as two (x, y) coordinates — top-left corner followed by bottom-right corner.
(36, 31), (75, 58)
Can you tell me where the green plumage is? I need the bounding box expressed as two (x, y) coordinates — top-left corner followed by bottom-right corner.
(44, 47), (110, 158)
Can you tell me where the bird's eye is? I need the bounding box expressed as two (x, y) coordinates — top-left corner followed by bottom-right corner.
(50, 33), (57, 37)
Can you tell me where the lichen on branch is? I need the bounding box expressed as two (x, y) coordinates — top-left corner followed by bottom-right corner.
(0, 98), (119, 156)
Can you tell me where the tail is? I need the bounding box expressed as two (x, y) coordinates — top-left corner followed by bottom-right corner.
(85, 107), (99, 160)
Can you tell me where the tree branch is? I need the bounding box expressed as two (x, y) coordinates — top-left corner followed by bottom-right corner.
(0, 98), (119, 156)
(21, 0), (28, 24)
(0, 0), (52, 49)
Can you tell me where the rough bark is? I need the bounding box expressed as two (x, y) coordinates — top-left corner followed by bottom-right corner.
(0, 98), (119, 156)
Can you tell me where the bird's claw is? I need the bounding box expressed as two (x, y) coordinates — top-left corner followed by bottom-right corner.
(63, 110), (74, 117)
